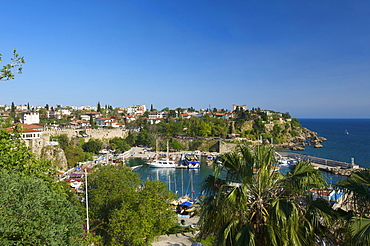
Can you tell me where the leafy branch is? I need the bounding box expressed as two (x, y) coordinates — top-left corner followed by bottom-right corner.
(0, 49), (25, 81)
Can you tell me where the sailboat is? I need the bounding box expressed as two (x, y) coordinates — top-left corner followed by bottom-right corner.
(147, 141), (177, 168)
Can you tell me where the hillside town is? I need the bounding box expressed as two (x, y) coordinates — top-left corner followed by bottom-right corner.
(0, 102), (296, 143)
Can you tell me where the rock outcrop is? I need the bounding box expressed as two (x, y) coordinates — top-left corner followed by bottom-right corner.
(274, 127), (326, 151)
(41, 146), (68, 171)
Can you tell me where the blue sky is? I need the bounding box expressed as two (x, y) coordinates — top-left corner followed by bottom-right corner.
(1, 0), (369, 118)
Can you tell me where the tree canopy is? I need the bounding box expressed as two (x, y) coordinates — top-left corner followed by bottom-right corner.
(88, 165), (177, 245)
(0, 171), (83, 245)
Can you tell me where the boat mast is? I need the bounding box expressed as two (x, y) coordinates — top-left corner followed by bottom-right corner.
(166, 140), (169, 160)
(191, 171), (194, 199)
(181, 168), (184, 197)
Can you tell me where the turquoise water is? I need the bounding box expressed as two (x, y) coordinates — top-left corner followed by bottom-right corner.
(133, 159), (213, 198)
(134, 119), (370, 197)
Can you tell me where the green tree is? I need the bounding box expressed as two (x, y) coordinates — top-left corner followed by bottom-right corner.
(82, 139), (103, 154)
(0, 49), (25, 81)
(89, 114), (96, 128)
(0, 116), (13, 128)
(10, 101), (16, 118)
(126, 131), (138, 146)
(109, 180), (177, 245)
(54, 134), (70, 150)
(136, 128), (155, 147)
(169, 139), (184, 151)
(198, 145), (333, 246)
(0, 126), (46, 176)
(97, 101), (101, 112)
(88, 165), (142, 243)
(0, 171), (83, 245)
(64, 145), (89, 168)
(109, 137), (130, 152)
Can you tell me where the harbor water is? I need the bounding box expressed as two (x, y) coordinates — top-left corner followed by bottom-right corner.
(133, 158), (213, 198)
(133, 119), (370, 197)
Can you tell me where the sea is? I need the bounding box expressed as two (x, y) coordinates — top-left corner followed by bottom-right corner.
(295, 119), (370, 169)
(133, 119), (370, 198)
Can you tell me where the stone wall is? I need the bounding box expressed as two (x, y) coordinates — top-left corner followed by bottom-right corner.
(41, 128), (128, 142)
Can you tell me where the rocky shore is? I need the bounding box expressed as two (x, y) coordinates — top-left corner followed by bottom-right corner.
(274, 127), (327, 151)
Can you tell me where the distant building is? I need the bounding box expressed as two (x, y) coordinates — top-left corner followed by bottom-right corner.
(148, 111), (169, 119)
(96, 118), (119, 128)
(6, 124), (43, 140)
(81, 112), (101, 121)
(126, 105), (146, 116)
(47, 110), (61, 119)
(232, 104), (247, 111)
(20, 112), (40, 124)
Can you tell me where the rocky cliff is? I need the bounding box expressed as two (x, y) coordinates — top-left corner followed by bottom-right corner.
(25, 138), (69, 171)
(41, 146), (69, 170)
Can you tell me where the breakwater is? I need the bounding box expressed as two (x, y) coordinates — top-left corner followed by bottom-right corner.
(279, 152), (361, 176)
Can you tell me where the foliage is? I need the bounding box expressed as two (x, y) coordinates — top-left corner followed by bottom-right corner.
(0, 171), (83, 245)
(0, 116), (14, 128)
(82, 138), (103, 154)
(53, 134), (70, 150)
(109, 137), (131, 152)
(167, 225), (196, 234)
(0, 126), (48, 177)
(88, 165), (177, 245)
(136, 128), (156, 147)
(338, 169), (370, 245)
(291, 118), (302, 128)
(64, 145), (91, 168)
(109, 180), (177, 245)
(198, 145), (335, 246)
(0, 49), (25, 81)
(169, 138), (184, 151)
(126, 131), (138, 146)
(88, 165), (142, 242)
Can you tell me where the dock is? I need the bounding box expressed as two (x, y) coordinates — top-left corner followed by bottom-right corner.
(279, 152), (361, 176)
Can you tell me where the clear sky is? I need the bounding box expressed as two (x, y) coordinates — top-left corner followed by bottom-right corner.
(2, 0), (370, 118)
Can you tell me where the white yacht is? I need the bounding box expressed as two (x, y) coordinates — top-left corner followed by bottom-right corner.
(147, 159), (177, 168)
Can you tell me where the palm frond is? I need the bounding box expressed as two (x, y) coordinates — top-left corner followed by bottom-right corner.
(350, 217), (370, 246)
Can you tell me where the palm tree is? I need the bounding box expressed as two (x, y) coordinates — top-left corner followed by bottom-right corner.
(198, 145), (335, 246)
(337, 169), (370, 245)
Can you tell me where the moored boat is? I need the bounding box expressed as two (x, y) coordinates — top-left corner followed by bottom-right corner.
(181, 154), (200, 169)
(147, 159), (177, 168)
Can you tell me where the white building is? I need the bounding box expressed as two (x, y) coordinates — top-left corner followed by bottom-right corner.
(148, 111), (168, 119)
(232, 104), (247, 111)
(21, 112), (40, 124)
(96, 118), (119, 128)
(126, 105), (146, 116)
(6, 124), (43, 140)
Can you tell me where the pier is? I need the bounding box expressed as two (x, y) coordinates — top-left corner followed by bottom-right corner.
(279, 152), (361, 176)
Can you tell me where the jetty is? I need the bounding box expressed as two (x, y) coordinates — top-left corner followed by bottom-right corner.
(279, 152), (361, 176)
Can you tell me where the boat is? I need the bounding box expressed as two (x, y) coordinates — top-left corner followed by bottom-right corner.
(147, 140), (177, 168)
(206, 154), (216, 166)
(344, 130), (349, 135)
(181, 154), (200, 169)
(147, 159), (177, 168)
